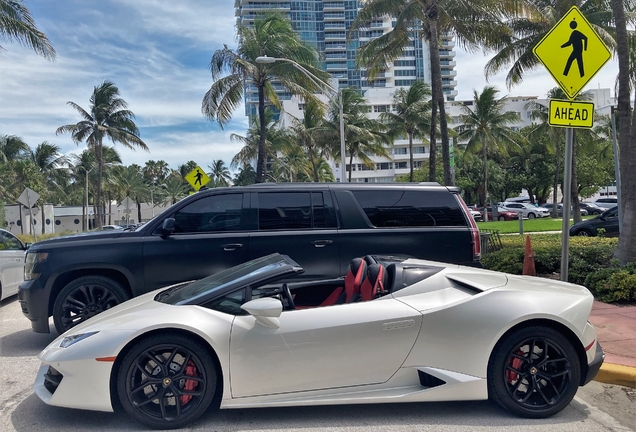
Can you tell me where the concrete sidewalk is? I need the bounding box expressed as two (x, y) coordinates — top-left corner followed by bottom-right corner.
(588, 301), (636, 388)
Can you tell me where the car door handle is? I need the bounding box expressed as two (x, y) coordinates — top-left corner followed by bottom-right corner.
(220, 243), (243, 251)
(311, 240), (333, 248)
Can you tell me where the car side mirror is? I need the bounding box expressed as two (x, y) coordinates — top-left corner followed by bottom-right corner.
(241, 297), (282, 329)
(24, 242), (33, 250)
(160, 218), (176, 237)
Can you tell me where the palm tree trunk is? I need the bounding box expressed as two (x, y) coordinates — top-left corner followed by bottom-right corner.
(96, 140), (104, 229)
(408, 132), (414, 182)
(137, 198), (142, 224)
(611, 0), (636, 264)
(349, 153), (354, 183)
(255, 84), (267, 184)
(426, 4), (451, 185)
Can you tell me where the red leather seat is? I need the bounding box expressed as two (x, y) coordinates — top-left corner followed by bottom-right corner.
(360, 263), (388, 301)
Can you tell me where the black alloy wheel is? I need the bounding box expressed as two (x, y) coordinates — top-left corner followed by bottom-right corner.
(53, 276), (129, 333)
(117, 333), (219, 429)
(488, 326), (580, 418)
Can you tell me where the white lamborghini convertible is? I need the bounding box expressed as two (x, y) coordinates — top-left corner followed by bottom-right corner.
(35, 253), (604, 429)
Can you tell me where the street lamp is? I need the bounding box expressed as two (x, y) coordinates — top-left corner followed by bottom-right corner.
(255, 55), (347, 182)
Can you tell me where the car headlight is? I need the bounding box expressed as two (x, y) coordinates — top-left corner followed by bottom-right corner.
(60, 331), (99, 348)
(24, 251), (49, 281)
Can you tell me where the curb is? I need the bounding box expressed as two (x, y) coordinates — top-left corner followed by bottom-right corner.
(594, 363), (636, 388)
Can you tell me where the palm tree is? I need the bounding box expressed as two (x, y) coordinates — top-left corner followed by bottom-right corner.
(202, 12), (330, 183)
(325, 88), (390, 182)
(0, 0), (55, 59)
(56, 81), (148, 229)
(208, 160), (232, 187)
(230, 107), (295, 175)
(352, 0), (509, 185)
(380, 81), (432, 182)
(0, 134), (29, 162)
(157, 174), (189, 205)
(610, 0), (636, 264)
(112, 165), (149, 224)
(455, 86), (522, 218)
(29, 142), (69, 232)
(233, 164), (256, 186)
(177, 161), (198, 179)
(288, 99), (334, 182)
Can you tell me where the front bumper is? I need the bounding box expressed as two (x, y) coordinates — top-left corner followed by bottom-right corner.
(18, 279), (52, 333)
(583, 342), (605, 386)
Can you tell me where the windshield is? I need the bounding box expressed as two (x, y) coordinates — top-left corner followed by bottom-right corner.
(155, 254), (298, 305)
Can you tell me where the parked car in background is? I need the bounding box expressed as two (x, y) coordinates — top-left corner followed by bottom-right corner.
(579, 202), (604, 215)
(481, 207), (519, 221)
(569, 206), (619, 237)
(594, 197), (618, 209)
(469, 207), (483, 222)
(0, 228), (28, 301)
(499, 202), (550, 219)
(102, 225), (124, 230)
(19, 183), (481, 334)
(543, 203), (588, 217)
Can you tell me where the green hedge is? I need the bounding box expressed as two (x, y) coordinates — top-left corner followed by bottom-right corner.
(481, 235), (634, 302)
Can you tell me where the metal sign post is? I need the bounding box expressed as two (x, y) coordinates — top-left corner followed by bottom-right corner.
(18, 187), (41, 242)
(560, 128), (574, 281)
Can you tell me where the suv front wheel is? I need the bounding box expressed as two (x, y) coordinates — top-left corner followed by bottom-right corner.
(53, 275), (130, 334)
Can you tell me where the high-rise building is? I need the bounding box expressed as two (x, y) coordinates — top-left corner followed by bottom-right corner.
(234, 0), (458, 181)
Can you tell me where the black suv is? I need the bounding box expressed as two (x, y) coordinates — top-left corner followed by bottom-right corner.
(19, 183), (480, 334)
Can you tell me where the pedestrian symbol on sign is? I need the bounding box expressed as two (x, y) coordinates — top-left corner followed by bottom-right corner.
(561, 19), (588, 78)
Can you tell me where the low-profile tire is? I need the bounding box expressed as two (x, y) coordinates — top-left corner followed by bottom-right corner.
(488, 326), (580, 418)
(53, 275), (130, 334)
(527, 213), (536, 219)
(117, 333), (219, 430)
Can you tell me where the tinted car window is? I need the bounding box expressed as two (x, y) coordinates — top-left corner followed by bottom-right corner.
(352, 190), (467, 227)
(258, 192), (333, 230)
(0, 231), (22, 250)
(171, 193), (245, 233)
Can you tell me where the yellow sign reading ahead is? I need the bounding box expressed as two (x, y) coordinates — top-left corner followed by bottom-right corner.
(548, 99), (595, 128)
(184, 165), (210, 191)
(533, 6), (611, 100)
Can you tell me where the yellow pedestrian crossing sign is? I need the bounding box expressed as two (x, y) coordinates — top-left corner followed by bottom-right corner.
(185, 165), (210, 191)
(533, 6), (611, 100)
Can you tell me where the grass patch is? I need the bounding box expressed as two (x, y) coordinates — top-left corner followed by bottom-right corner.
(477, 216), (594, 234)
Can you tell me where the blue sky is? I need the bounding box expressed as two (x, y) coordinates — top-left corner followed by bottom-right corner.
(0, 1), (619, 172)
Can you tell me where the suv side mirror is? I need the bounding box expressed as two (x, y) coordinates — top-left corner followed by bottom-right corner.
(160, 218), (176, 237)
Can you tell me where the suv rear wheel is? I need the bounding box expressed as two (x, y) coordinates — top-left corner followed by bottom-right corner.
(53, 276), (130, 334)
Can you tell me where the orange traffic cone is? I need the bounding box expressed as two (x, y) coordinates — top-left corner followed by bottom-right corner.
(522, 235), (536, 276)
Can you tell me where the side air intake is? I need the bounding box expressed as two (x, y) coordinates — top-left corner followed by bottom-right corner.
(418, 370), (446, 388)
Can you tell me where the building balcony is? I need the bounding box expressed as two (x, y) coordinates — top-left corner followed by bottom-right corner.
(441, 69), (457, 77)
(442, 80), (458, 87)
(441, 39), (456, 48)
(439, 50), (456, 59)
(323, 2), (345, 10)
(325, 43), (347, 50)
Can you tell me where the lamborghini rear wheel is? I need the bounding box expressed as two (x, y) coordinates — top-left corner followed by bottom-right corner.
(488, 326), (580, 418)
(117, 333), (219, 429)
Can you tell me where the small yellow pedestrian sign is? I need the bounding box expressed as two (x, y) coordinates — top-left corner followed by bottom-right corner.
(548, 99), (594, 128)
(533, 6), (611, 100)
(185, 166), (210, 191)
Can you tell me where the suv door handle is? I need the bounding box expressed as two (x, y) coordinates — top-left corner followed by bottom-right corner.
(311, 240), (333, 248)
(220, 243), (243, 251)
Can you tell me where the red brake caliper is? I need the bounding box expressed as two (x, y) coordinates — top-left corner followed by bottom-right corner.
(179, 360), (198, 405)
(506, 349), (524, 383)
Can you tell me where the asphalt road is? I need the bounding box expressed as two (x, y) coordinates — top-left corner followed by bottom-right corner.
(1, 296), (633, 432)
